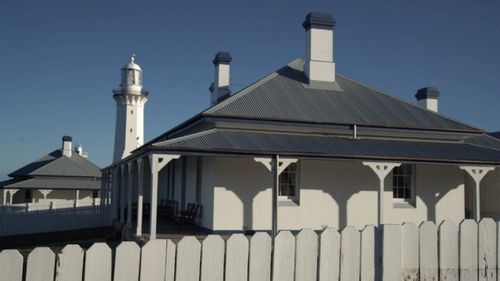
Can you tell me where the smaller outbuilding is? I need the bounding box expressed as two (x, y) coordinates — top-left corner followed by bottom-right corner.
(0, 136), (102, 208)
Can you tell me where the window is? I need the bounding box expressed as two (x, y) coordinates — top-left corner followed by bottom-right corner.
(392, 164), (415, 203)
(279, 162), (299, 201)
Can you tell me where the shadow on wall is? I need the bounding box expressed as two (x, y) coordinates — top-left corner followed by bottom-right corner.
(215, 158), (379, 230)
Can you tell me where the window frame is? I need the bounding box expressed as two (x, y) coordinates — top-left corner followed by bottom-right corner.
(278, 161), (300, 204)
(391, 164), (416, 206)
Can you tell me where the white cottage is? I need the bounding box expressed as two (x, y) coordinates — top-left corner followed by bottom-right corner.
(0, 136), (102, 208)
(103, 12), (500, 239)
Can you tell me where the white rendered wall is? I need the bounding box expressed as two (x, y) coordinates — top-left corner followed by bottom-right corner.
(113, 95), (147, 162)
(304, 28), (335, 82)
(215, 64), (230, 88)
(479, 169), (500, 219)
(206, 157), (465, 231)
(417, 98), (438, 112)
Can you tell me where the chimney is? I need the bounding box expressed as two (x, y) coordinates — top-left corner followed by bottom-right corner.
(62, 136), (72, 157)
(415, 87), (440, 112)
(303, 12), (336, 85)
(210, 51), (232, 105)
(74, 143), (88, 158)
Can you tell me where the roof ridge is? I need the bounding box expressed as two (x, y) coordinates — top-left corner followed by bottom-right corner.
(335, 73), (482, 132)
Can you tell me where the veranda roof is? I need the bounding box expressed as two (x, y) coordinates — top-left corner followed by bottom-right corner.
(151, 128), (500, 165)
(0, 177), (101, 190)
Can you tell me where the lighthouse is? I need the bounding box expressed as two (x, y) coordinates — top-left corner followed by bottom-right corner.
(112, 55), (149, 162)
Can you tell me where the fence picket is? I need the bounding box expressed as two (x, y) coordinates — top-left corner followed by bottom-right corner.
(201, 235), (225, 281)
(140, 239), (167, 281)
(165, 239), (176, 281)
(319, 228), (341, 281)
(26, 247), (56, 281)
(55, 244), (84, 281)
(226, 234), (249, 281)
(478, 218), (496, 281)
(175, 236), (201, 281)
(273, 231), (296, 281)
(360, 226), (377, 281)
(84, 243), (111, 281)
(295, 229), (318, 281)
(460, 219), (478, 281)
(438, 220), (458, 281)
(382, 224), (401, 281)
(3, 220), (500, 281)
(249, 232), (272, 281)
(0, 249), (23, 281)
(340, 226), (361, 281)
(114, 241), (140, 281)
(401, 222), (419, 281)
(420, 221), (438, 281)
(497, 221), (500, 281)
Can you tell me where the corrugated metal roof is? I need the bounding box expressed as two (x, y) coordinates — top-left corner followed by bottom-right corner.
(1, 177), (101, 190)
(9, 150), (101, 178)
(152, 129), (500, 165)
(204, 59), (479, 132)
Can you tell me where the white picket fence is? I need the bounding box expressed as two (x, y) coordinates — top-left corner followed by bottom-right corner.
(1, 199), (102, 213)
(0, 205), (112, 237)
(0, 218), (499, 281)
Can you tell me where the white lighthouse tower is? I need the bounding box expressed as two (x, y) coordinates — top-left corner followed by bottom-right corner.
(112, 55), (149, 162)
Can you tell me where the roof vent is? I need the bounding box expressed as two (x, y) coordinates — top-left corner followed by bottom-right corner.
(415, 87), (440, 112)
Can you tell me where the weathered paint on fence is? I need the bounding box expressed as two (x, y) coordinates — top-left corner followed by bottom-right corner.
(401, 222), (418, 281)
(478, 218), (496, 281)
(460, 219), (478, 281)
(438, 220), (458, 281)
(3, 219), (500, 281)
(419, 221), (438, 281)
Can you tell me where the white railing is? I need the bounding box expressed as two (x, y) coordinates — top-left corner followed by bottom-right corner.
(0, 218), (498, 281)
(0, 205), (112, 237)
(0, 199), (102, 213)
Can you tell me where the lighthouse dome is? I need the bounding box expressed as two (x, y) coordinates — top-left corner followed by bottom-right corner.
(120, 54), (142, 87)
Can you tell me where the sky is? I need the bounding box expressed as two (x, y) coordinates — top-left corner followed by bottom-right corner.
(0, 0), (499, 180)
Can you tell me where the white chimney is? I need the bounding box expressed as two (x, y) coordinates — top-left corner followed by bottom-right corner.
(62, 136), (72, 157)
(303, 12), (336, 85)
(210, 51), (232, 105)
(74, 143), (88, 158)
(415, 87), (440, 112)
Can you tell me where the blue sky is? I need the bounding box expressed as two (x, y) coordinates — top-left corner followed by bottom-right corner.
(0, 0), (499, 180)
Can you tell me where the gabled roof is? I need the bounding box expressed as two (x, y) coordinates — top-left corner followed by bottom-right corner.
(152, 128), (500, 165)
(9, 149), (101, 178)
(204, 59), (480, 133)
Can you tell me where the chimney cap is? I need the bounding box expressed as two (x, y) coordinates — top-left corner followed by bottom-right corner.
(415, 87), (440, 100)
(303, 12), (336, 30)
(62, 135), (72, 142)
(213, 51), (232, 65)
